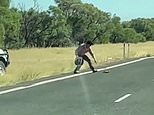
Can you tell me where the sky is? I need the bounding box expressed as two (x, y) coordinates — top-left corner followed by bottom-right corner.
(10, 0), (154, 21)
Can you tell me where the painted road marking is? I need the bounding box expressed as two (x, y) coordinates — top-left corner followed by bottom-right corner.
(114, 94), (132, 103)
(0, 56), (154, 95)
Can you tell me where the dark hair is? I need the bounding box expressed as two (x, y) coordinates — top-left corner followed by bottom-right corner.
(86, 41), (93, 46)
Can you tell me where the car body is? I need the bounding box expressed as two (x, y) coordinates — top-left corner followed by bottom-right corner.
(0, 49), (10, 75)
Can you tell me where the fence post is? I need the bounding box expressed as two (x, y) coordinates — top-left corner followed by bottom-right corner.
(127, 43), (130, 58)
(123, 43), (126, 59)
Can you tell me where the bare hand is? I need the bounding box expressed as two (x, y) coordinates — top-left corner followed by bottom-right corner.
(94, 59), (97, 64)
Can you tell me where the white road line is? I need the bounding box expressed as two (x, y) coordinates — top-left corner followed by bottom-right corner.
(98, 57), (152, 71)
(0, 72), (91, 95)
(114, 94), (132, 103)
(0, 56), (154, 95)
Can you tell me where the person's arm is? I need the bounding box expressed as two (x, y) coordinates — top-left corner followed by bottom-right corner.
(89, 48), (97, 63)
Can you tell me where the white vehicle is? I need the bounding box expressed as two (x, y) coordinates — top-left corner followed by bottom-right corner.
(0, 49), (10, 76)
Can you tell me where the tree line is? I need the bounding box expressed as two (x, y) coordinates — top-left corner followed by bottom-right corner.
(0, 0), (154, 49)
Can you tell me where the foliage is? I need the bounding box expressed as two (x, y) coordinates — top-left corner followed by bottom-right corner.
(0, 0), (10, 8)
(0, 23), (5, 47)
(0, 0), (154, 48)
(0, 0), (21, 48)
(122, 18), (154, 41)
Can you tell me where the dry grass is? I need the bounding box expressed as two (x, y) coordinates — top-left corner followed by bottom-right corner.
(0, 42), (154, 87)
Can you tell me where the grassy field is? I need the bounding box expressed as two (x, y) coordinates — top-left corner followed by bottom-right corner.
(0, 42), (154, 87)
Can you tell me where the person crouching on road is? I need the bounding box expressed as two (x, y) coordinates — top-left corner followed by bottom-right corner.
(74, 41), (97, 74)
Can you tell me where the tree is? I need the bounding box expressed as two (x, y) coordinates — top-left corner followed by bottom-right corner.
(135, 33), (146, 42)
(109, 15), (125, 43)
(2, 0), (153, 49)
(123, 28), (144, 43)
(0, 0), (10, 8)
(0, 23), (5, 47)
(19, 8), (50, 47)
(55, 0), (111, 44)
(123, 18), (154, 42)
(3, 8), (21, 48)
(46, 6), (72, 47)
(0, 0), (10, 47)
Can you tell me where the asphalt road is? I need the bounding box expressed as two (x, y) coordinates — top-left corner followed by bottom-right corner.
(0, 58), (154, 115)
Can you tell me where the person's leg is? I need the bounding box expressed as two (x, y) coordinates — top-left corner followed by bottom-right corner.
(73, 65), (82, 74)
(82, 55), (97, 72)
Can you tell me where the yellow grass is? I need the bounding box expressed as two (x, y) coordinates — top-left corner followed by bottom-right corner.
(0, 41), (154, 87)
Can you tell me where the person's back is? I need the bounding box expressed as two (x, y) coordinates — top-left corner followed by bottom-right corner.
(75, 43), (90, 56)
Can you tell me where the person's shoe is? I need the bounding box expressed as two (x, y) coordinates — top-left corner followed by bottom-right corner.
(74, 71), (79, 74)
(93, 69), (97, 73)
